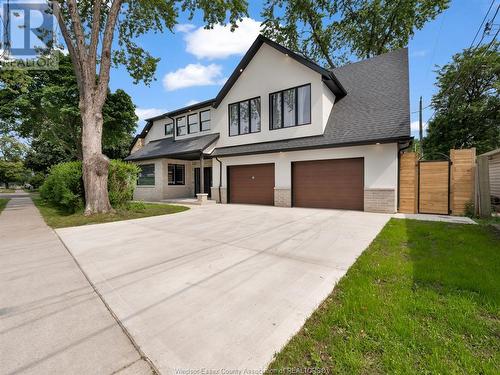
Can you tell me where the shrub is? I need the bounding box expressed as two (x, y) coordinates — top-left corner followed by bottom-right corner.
(29, 172), (45, 189)
(39, 160), (139, 212)
(40, 161), (83, 212)
(108, 160), (140, 207)
(464, 200), (476, 218)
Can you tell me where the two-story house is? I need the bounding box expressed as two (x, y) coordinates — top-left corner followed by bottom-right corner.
(125, 35), (411, 213)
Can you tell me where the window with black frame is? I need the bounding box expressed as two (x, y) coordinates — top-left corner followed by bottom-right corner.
(228, 97), (261, 136)
(270, 84), (311, 129)
(176, 116), (186, 136)
(164, 122), (173, 136)
(188, 113), (199, 134)
(200, 110), (210, 131)
(168, 164), (185, 185)
(137, 164), (155, 185)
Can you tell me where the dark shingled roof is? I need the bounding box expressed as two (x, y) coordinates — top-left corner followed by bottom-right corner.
(125, 133), (219, 162)
(212, 48), (411, 157)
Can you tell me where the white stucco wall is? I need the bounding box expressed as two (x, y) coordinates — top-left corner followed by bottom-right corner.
(145, 118), (173, 144)
(212, 44), (334, 148)
(212, 143), (398, 191)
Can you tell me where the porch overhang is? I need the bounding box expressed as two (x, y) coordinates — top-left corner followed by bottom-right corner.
(125, 133), (219, 162)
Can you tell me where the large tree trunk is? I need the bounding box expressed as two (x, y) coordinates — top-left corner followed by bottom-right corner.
(81, 105), (113, 215)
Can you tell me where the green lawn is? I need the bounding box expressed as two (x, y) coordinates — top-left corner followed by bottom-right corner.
(268, 219), (499, 374)
(32, 197), (189, 228)
(0, 198), (9, 213)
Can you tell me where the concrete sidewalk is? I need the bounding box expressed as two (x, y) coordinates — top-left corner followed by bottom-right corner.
(0, 193), (153, 375)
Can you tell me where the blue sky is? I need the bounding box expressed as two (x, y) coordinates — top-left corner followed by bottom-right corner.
(105, 0), (498, 137)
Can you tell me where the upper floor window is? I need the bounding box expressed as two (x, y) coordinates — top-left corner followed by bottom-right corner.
(164, 122), (173, 136)
(200, 110), (211, 131)
(137, 164), (155, 186)
(188, 114), (199, 134)
(168, 164), (185, 185)
(270, 84), (311, 130)
(176, 116), (186, 136)
(229, 97), (261, 136)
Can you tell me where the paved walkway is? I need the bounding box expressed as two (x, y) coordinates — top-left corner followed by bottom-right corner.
(0, 193), (153, 375)
(393, 213), (476, 224)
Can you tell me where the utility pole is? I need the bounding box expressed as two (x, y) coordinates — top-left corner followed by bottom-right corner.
(419, 96), (423, 157)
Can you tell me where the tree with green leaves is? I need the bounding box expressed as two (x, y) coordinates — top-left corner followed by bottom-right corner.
(45, 0), (247, 215)
(261, 0), (449, 67)
(0, 161), (25, 189)
(0, 53), (137, 171)
(423, 43), (500, 157)
(0, 135), (28, 162)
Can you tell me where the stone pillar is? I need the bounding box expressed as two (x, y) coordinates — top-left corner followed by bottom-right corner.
(274, 188), (291, 207)
(364, 189), (396, 213)
(210, 187), (227, 203)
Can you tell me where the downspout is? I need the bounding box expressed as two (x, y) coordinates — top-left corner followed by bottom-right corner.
(397, 140), (413, 212)
(215, 156), (223, 203)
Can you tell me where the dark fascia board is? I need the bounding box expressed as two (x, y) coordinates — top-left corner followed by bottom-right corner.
(213, 34), (346, 108)
(211, 136), (412, 158)
(129, 134), (141, 153)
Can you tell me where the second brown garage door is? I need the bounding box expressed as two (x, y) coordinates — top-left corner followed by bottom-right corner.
(228, 163), (275, 205)
(292, 158), (364, 210)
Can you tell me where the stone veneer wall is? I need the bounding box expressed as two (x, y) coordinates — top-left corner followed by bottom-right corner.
(364, 189), (396, 213)
(210, 187), (227, 203)
(274, 188), (291, 207)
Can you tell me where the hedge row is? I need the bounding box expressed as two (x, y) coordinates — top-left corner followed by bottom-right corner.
(40, 160), (140, 212)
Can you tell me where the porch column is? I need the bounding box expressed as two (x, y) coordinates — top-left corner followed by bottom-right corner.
(200, 153), (204, 194)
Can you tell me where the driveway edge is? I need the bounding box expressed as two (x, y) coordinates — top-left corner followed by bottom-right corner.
(54, 230), (160, 375)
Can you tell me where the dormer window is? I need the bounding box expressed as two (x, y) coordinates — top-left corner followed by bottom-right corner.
(164, 122), (173, 136)
(188, 114), (199, 134)
(229, 97), (261, 136)
(270, 84), (311, 129)
(176, 116), (186, 136)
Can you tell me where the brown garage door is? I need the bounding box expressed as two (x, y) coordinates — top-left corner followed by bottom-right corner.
(228, 163), (275, 205)
(292, 158), (364, 210)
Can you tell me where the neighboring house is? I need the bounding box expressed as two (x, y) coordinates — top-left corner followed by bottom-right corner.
(479, 148), (500, 201)
(125, 35), (411, 213)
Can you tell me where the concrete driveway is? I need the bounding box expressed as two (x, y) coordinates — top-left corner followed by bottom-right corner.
(57, 204), (390, 374)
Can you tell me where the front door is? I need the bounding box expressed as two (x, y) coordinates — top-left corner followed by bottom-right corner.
(195, 167), (212, 197)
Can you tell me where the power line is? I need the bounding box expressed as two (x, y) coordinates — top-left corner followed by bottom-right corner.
(469, 0), (495, 48)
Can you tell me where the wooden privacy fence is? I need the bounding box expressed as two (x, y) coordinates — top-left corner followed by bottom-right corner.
(399, 149), (476, 215)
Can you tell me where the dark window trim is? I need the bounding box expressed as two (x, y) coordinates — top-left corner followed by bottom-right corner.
(176, 116), (186, 136)
(269, 83), (311, 130)
(228, 96), (261, 137)
(137, 163), (155, 186)
(199, 109), (211, 132)
(187, 113), (199, 134)
(164, 122), (173, 136)
(168, 163), (185, 185)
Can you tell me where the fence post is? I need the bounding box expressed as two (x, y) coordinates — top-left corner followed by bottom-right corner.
(476, 155), (491, 217)
(399, 152), (417, 213)
(450, 148), (476, 215)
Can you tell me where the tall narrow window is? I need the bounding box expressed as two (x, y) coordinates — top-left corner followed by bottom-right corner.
(283, 88), (296, 127)
(270, 84), (311, 129)
(137, 164), (155, 185)
(250, 98), (261, 133)
(271, 92), (282, 129)
(228, 97), (261, 136)
(164, 122), (173, 136)
(176, 117), (186, 136)
(168, 164), (185, 185)
(200, 110), (211, 131)
(188, 114), (199, 134)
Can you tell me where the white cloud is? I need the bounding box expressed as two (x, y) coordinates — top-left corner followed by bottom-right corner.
(411, 49), (428, 58)
(175, 23), (196, 33)
(185, 99), (199, 106)
(162, 63), (223, 91)
(136, 108), (167, 122)
(411, 120), (428, 134)
(183, 17), (262, 59)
